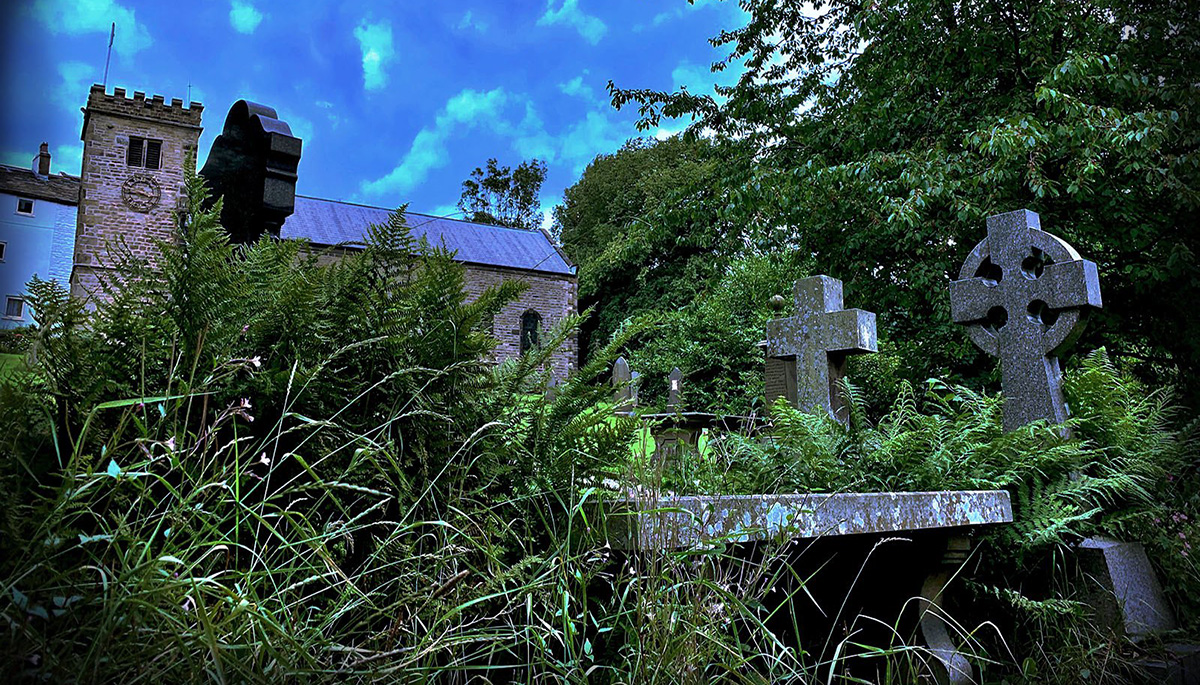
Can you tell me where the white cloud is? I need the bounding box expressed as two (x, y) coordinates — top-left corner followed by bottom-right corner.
(0, 151), (32, 169)
(362, 88), (512, 197)
(537, 0), (606, 45)
(510, 103), (557, 161)
(558, 111), (628, 174)
(0, 145), (78, 174)
(54, 61), (95, 112)
(362, 86), (634, 199)
(457, 10), (487, 32)
(32, 0), (152, 59)
(229, 1), (263, 34)
(428, 203), (463, 218)
(653, 125), (685, 141)
(353, 20), (395, 92)
(53, 144), (83, 175)
(285, 113), (314, 146)
(671, 60), (739, 100)
(557, 71), (605, 107)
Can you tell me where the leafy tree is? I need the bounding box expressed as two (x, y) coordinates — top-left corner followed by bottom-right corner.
(457, 157), (548, 230)
(556, 135), (763, 363)
(610, 0), (1200, 404)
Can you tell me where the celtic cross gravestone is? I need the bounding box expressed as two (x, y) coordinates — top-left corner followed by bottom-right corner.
(949, 209), (1101, 432)
(765, 275), (877, 424)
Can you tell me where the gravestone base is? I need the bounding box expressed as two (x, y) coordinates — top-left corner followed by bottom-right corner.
(1077, 536), (1176, 638)
(1135, 644), (1200, 685)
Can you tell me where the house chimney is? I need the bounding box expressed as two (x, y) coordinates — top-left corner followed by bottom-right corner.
(35, 143), (51, 176)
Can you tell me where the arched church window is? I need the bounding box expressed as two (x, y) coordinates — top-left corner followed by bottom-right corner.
(520, 310), (542, 353)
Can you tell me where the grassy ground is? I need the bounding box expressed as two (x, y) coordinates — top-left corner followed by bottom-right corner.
(0, 353), (22, 379)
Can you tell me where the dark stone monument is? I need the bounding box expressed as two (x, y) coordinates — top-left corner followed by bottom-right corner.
(199, 100), (302, 244)
(765, 275), (877, 424)
(667, 367), (683, 412)
(949, 209), (1101, 433)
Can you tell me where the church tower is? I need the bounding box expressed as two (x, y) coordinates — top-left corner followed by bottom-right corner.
(70, 85), (203, 300)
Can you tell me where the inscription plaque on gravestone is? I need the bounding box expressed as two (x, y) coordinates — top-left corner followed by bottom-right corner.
(765, 275), (877, 424)
(949, 209), (1101, 433)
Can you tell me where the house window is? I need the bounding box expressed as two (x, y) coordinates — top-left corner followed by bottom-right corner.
(4, 297), (24, 319)
(126, 136), (162, 169)
(16, 198), (34, 215)
(520, 310), (542, 353)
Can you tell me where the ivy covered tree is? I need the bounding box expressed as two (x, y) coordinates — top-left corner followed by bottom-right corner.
(457, 157), (548, 230)
(609, 0), (1200, 403)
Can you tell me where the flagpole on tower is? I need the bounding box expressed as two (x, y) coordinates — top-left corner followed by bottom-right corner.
(102, 22), (115, 89)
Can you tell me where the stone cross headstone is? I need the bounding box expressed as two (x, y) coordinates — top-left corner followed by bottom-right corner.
(667, 367), (683, 412)
(765, 275), (877, 424)
(949, 209), (1101, 433)
(613, 356), (636, 412)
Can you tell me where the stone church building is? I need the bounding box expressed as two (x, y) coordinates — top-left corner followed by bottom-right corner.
(65, 84), (577, 376)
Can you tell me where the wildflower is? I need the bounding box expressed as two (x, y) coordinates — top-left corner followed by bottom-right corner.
(257, 452), (270, 467)
(181, 596), (194, 612)
(240, 398), (252, 409)
(165, 436), (176, 452)
(249, 356), (262, 368)
(241, 324), (249, 333)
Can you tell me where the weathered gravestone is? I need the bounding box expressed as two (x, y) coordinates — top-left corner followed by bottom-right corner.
(950, 209), (1176, 640)
(666, 367), (683, 412)
(948, 209), (1101, 433)
(612, 356), (638, 413)
(765, 275), (877, 424)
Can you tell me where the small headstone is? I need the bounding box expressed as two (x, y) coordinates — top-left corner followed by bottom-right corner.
(1077, 537), (1177, 637)
(949, 209), (1101, 433)
(667, 367), (683, 412)
(545, 376), (560, 403)
(613, 357), (635, 412)
(765, 275), (877, 423)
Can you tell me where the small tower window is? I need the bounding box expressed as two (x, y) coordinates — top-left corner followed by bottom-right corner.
(126, 136), (163, 169)
(4, 297), (24, 319)
(520, 310), (542, 353)
(0, 242), (6, 261)
(16, 198), (34, 215)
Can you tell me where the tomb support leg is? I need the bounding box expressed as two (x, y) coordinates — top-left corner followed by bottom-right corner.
(919, 536), (973, 685)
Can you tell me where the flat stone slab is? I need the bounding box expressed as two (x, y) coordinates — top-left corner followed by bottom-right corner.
(602, 490), (1013, 550)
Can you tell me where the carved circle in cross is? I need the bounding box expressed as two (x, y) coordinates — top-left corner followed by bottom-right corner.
(955, 219), (1091, 358)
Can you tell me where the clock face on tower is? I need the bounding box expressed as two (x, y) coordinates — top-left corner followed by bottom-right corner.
(121, 173), (162, 213)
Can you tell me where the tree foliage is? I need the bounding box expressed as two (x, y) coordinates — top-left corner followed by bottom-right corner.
(457, 157), (548, 230)
(609, 0), (1200, 403)
(557, 135), (768, 367)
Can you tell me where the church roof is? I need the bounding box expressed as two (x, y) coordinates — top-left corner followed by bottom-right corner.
(0, 164), (80, 205)
(281, 195), (575, 276)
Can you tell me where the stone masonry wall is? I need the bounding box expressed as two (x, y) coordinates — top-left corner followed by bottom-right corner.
(70, 85), (202, 302)
(304, 246), (579, 378)
(462, 264), (578, 378)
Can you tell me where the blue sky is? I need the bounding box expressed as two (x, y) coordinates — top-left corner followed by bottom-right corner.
(0, 0), (745, 225)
